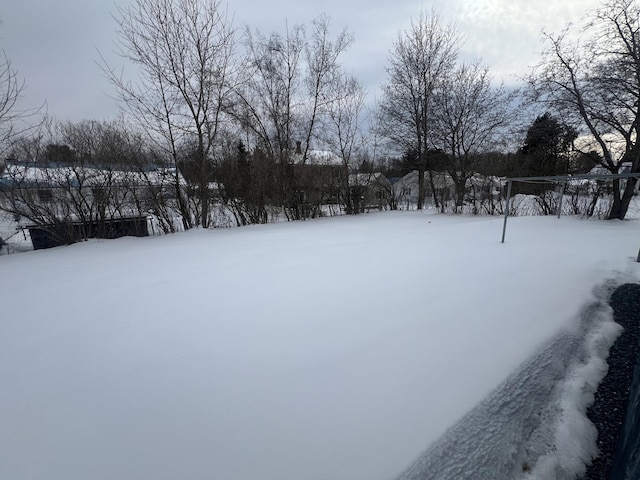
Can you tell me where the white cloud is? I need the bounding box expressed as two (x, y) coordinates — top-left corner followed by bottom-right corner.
(1, 0), (606, 122)
(441, 0), (603, 82)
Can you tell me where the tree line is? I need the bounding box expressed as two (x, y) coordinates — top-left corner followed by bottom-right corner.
(375, 0), (640, 219)
(1, 0), (639, 241)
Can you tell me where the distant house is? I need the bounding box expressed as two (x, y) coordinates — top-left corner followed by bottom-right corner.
(465, 174), (503, 201)
(392, 171), (419, 208)
(585, 162), (640, 195)
(0, 161), (185, 249)
(0, 160), (184, 194)
(289, 142), (346, 209)
(348, 172), (392, 212)
(393, 170), (455, 208)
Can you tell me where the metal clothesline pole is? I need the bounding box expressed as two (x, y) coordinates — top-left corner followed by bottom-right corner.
(501, 180), (512, 244)
(500, 172), (640, 245)
(557, 180), (567, 219)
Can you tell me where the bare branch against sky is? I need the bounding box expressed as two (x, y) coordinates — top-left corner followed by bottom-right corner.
(1, 0), (603, 122)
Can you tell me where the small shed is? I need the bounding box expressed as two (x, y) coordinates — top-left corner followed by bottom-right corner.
(27, 216), (150, 250)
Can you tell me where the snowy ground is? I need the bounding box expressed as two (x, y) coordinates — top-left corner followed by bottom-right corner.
(1, 211), (639, 480)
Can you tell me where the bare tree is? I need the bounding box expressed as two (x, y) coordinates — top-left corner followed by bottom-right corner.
(236, 16), (352, 158)
(232, 15), (354, 218)
(7, 119), (53, 164)
(376, 9), (461, 209)
(321, 73), (367, 213)
(322, 75), (366, 162)
(300, 15), (353, 161)
(529, 0), (640, 219)
(216, 140), (275, 226)
(104, 0), (237, 228)
(0, 48), (47, 159)
(234, 23), (304, 162)
(0, 51), (23, 154)
(0, 119), (179, 245)
(431, 60), (514, 210)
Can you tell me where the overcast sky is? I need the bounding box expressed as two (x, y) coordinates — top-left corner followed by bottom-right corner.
(2, 0), (603, 123)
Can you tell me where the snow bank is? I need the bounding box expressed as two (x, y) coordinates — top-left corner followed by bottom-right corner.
(1, 212), (639, 480)
(530, 294), (622, 479)
(397, 281), (624, 480)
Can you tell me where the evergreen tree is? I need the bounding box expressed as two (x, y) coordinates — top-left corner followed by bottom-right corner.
(520, 113), (577, 176)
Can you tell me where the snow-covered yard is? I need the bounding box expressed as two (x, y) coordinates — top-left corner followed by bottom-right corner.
(1, 211), (639, 479)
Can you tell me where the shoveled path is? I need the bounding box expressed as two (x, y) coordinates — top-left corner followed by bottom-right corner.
(582, 283), (640, 480)
(395, 283), (619, 480)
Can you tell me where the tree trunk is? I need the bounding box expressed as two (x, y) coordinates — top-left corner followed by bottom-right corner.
(608, 177), (637, 220)
(417, 164), (425, 210)
(455, 179), (465, 209)
(427, 169), (439, 209)
(175, 168), (192, 230)
(201, 186), (209, 228)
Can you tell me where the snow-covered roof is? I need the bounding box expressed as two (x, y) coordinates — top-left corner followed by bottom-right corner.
(395, 170), (455, 189)
(348, 172), (390, 187)
(467, 174), (504, 186)
(0, 163), (185, 189)
(292, 150), (343, 166)
(574, 132), (627, 162)
(587, 164), (613, 176)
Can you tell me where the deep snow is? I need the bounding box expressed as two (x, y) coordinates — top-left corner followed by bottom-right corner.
(1, 211), (639, 480)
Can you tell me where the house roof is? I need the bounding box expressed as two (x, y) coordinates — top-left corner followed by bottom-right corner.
(0, 163), (185, 189)
(348, 172), (391, 187)
(574, 132), (627, 162)
(292, 150), (343, 166)
(395, 170), (455, 189)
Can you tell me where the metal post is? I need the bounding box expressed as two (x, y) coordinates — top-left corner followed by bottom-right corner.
(556, 181), (567, 219)
(501, 180), (512, 243)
